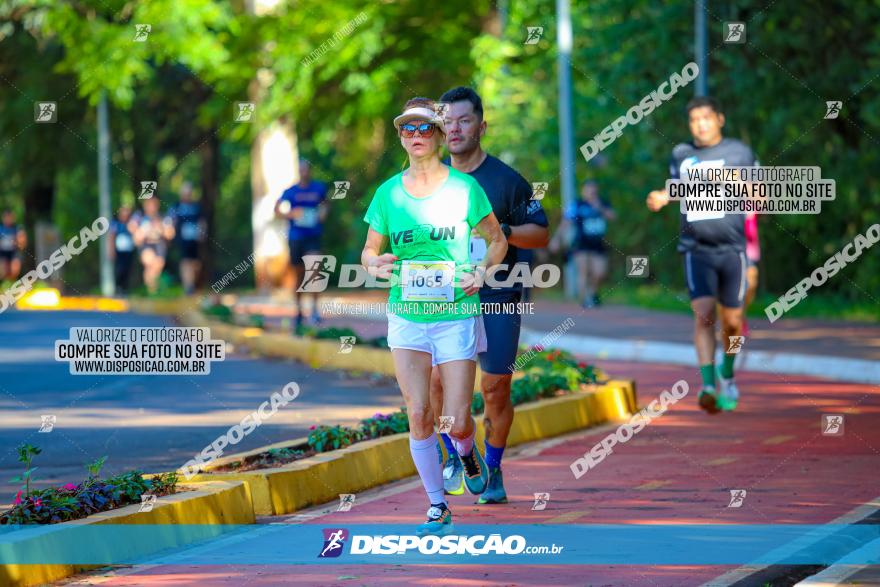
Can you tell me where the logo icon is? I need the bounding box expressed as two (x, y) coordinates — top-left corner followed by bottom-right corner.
(727, 489), (747, 508)
(337, 494), (355, 512)
(318, 528), (348, 558)
(139, 181), (158, 200)
(138, 494), (157, 512)
(331, 181), (350, 200)
(525, 26), (544, 45)
(824, 101), (842, 120)
(338, 336), (356, 354)
(626, 256), (649, 278)
(235, 102), (255, 122)
(297, 255), (337, 293)
(34, 102), (57, 123)
(724, 22), (746, 43)
(527, 200), (543, 215)
(821, 414), (844, 436)
(531, 182), (548, 200)
(438, 416), (455, 434)
(433, 101), (450, 123)
(133, 24), (151, 42)
(532, 492), (550, 511)
(39, 414), (56, 433)
(727, 336), (745, 354)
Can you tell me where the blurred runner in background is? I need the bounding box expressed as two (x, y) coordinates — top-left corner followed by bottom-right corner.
(552, 180), (615, 308)
(133, 197), (175, 295)
(108, 205), (136, 294)
(275, 160), (328, 330)
(170, 181), (205, 295)
(0, 209), (26, 281)
(742, 212), (760, 336)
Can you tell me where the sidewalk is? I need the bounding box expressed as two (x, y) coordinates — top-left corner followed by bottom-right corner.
(62, 358), (880, 587)
(232, 293), (880, 383)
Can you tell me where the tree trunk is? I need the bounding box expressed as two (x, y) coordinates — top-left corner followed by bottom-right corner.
(22, 181), (54, 272)
(199, 132), (220, 288)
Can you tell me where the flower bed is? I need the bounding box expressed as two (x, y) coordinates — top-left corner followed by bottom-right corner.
(0, 444), (179, 525)
(211, 349), (602, 473)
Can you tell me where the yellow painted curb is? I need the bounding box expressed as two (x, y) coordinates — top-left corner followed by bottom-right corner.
(128, 297), (200, 316)
(187, 380), (636, 515)
(181, 310), (486, 389)
(0, 480), (254, 587)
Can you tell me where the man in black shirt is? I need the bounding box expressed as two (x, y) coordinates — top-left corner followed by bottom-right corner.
(647, 97), (758, 414)
(430, 86), (550, 504)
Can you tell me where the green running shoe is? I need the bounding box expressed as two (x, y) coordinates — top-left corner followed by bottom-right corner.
(716, 375), (740, 411)
(698, 385), (721, 414)
(477, 467), (508, 504)
(460, 446), (488, 495)
(416, 504), (454, 536)
(442, 453), (465, 496)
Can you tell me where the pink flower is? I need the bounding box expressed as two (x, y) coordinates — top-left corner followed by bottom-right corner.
(309, 425), (316, 430)
(13, 490), (22, 505)
(578, 362), (587, 368)
(62, 483), (77, 491)
(34, 498), (42, 507)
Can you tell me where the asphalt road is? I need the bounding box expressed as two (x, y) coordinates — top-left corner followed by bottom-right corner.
(0, 309), (402, 502)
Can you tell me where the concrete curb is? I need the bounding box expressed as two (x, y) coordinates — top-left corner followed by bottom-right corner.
(522, 328), (880, 384)
(180, 310), (491, 389)
(0, 480), (254, 587)
(186, 380), (637, 516)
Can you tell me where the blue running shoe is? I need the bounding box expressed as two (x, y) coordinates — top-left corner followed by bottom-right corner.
(443, 453), (465, 496)
(416, 504), (454, 536)
(460, 446), (488, 495)
(477, 467), (508, 504)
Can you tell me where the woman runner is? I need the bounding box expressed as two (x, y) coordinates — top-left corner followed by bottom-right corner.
(361, 97), (507, 535)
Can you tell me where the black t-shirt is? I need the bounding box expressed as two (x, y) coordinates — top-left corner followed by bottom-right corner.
(448, 154), (549, 293)
(566, 198), (612, 252)
(170, 202), (203, 243)
(669, 138), (757, 253)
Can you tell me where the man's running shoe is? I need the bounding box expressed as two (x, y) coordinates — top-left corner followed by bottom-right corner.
(716, 375), (740, 411)
(416, 504), (454, 536)
(460, 446), (488, 495)
(442, 453), (465, 495)
(698, 385), (721, 414)
(477, 467), (508, 504)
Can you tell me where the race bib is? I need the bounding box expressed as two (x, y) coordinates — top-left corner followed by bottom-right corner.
(469, 235), (487, 264)
(686, 209), (726, 222)
(400, 260), (455, 302)
(582, 217), (607, 236)
(294, 207), (319, 228)
(181, 222), (200, 241)
(115, 233), (134, 252)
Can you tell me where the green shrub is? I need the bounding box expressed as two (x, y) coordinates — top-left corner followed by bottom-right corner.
(307, 424), (363, 452)
(359, 410), (409, 439)
(1, 447), (178, 525)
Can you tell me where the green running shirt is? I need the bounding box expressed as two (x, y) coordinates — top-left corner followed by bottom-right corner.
(363, 166), (493, 322)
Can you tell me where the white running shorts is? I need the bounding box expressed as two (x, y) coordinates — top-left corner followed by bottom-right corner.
(387, 313), (487, 366)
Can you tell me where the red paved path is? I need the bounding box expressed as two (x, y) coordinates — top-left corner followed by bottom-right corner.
(66, 359), (880, 587)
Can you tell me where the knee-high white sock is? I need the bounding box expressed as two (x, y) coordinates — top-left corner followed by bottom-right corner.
(409, 435), (446, 506)
(452, 419), (475, 457)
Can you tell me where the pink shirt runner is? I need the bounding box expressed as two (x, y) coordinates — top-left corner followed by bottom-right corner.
(744, 213), (760, 262)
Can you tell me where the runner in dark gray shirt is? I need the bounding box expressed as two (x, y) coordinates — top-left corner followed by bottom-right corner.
(431, 86), (550, 505)
(647, 97), (758, 415)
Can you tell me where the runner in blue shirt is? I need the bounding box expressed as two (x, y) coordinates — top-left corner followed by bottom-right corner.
(170, 182), (206, 295)
(274, 160), (328, 330)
